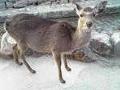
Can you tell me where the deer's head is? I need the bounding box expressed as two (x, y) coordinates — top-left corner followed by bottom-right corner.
(74, 0), (107, 30)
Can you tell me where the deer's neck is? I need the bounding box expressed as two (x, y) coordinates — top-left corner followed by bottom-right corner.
(71, 20), (92, 50)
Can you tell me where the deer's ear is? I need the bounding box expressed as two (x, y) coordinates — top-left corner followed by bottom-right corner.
(92, 0), (107, 16)
(74, 3), (82, 16)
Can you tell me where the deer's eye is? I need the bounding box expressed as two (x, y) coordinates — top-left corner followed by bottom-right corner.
(80, 14), (84, 17)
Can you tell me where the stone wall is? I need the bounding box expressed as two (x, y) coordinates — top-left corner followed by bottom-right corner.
(0, 0), (82, 9)
(0, 0), (120, 23)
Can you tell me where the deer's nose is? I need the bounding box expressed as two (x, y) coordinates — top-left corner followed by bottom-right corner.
(86, 21), (93, 28)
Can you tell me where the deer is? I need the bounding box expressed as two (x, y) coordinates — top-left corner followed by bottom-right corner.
(4, 1), (107, 83)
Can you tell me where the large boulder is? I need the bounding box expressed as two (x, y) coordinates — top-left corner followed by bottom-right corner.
(0, 32), (16, 55)
(89, 31), (112, 56)
(111, 30), (120, 56)
(0, 31), (43, 57)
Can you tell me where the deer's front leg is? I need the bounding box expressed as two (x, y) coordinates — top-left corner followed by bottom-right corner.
(13, 45), (23, 65)
(52, 52), (65, 83)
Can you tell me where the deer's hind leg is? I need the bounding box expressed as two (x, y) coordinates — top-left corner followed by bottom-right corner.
(13, 44), (23, 65)
(52, 51), (65, 83)
(18, 42), (36, 74)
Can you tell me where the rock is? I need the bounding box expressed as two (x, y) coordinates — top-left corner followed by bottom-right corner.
(13, 0), (30, 8)
(0, 0), (16, 9)
(13, 0), (52, 8)
(5, 1), (14, 8)
(111, 31), (120, 56)
(0, 3), (6, 9)
(0, 3), (76, 22)
(93, 0), (107, 15)
(90, 31), (112, 56)
(80, 47), (111, 67)
(0, 16), (7, 23)
(1, 32), (16, 55)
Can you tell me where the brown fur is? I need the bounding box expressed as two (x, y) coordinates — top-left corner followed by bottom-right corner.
(5, 1), (107, 83)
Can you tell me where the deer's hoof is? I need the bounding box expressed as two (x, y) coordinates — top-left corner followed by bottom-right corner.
(18, 62), (23, 65)
(31, 70), (36, 74)
(60, 79), (66, 84)
(66, 67), (71, 71)
(16, 62), (23, 66)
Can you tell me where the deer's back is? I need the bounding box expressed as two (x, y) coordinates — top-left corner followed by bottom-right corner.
(6, 14), (75, 52)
